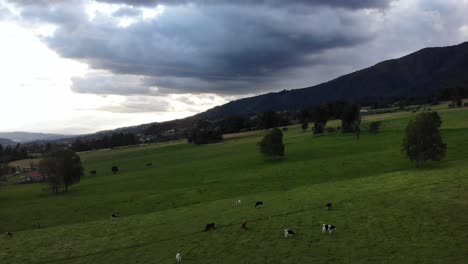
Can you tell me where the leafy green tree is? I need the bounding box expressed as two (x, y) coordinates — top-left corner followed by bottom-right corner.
(403, 112), (446, 167)
(39, 148), (83, 194)
(341, 104), (361, 133)
(258, 128), (285, 158)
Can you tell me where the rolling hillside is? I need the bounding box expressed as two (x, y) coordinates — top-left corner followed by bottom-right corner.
(0, 104), (467, 263)
(199, 42), (468, 119)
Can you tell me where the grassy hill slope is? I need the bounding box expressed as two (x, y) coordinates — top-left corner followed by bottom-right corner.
(1, 105), (467, 264)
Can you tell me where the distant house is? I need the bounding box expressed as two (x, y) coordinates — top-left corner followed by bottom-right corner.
(17, 171), (45, 184)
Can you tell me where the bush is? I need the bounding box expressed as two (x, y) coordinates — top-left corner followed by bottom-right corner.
(258, 128), (285, 158)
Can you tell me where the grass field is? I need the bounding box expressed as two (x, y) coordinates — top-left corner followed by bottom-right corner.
(1, 105), (467, 263)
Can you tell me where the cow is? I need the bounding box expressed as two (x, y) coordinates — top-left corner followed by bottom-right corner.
(111, 213), (119, 220)
(322, 224), (336, 234)
(204, 223), (216, 231)
(90, 170), (97, 176)
(284, 229), (295, 238)
(233, 199), (241, 206)
(176, 253), (182, 263)
(146, 162), (152, 167)
(6, 232), (13, 239)
(255, 201), (263, 208)
(326, 203), (333, 210)
(241, 219), (247, 231)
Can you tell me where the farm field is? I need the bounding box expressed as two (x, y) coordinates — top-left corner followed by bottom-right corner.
(1, 105), (468, 264)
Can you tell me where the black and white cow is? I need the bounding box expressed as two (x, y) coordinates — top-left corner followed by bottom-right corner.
(111, 213), (119, 220)
(284, 229), (295, 238)
(326, 203), (333, 210)
(176, 253), (182, 263)
(233, 199), (241, 206)
(322, 224), (336, 234)
(204, 223), (216, 231)
(6, 232), (13, 239)
(255, 201), (263, 208)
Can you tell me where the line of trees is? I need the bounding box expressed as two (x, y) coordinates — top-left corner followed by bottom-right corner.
(299, 102), (361, 134)
(72, 133), (138, 152)
(0, 144), (29, 163)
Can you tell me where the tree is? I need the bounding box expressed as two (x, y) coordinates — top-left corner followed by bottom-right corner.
(402, 112), (446, 167)
(258, 128), (284, 158)
(39, 148), (83, 194)
(310, 104), (331, 134)
(257, 110), (280, 129)
(112, 166), (119, 174)
(341, 104), (361, 133)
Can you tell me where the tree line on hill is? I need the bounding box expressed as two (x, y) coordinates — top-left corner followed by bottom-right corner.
(71, 133), (138, 152)
(0, 143), (29, 163)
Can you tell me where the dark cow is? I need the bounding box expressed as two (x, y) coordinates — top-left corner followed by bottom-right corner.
(90, 170), (97, 176)
(6, 232), (13, 239)
(284, 229), (295, 238)
(241, 219), (247, 231)
(146, 162), (152, 166)
(326, 203), (333, 210)
(204, 223), (216, 231)
(322, 224), (336, 234)
(111, 213), (119, 220)
(255, 201), (263, 208)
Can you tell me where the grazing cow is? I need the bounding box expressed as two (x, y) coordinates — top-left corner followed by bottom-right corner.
(90, 170), (97, 176)
(146, 162), (152, 167)
(111, 213), (119, 220)
(326, 203), (333, 210)
(176, 253), (182, 263)
(322, 224), (336, 234)
(241, 219), (247, 231)
(284, 229), (295, 238)
(204, 223), (216, 231)
(233, 199), (241, 206)
(6, 232), (13, 239)
(255, 201), (263, 208)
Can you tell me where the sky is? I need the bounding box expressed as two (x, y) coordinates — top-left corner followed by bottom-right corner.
(0, 0), (467, 134)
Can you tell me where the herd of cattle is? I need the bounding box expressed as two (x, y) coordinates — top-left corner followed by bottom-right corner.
(176, 200), (337, 263)
(4, 198), (336, 263)
(93, 198), (333, 263)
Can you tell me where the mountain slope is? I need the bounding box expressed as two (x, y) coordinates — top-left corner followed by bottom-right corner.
(0, 132), (74, 143)
(0, 138), (16, 146)
(199, 42), (468, 119)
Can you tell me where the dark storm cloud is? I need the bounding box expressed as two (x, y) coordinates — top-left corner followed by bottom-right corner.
(15, 2), (378, 95)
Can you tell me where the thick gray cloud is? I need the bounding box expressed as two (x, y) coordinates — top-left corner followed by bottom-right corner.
(6, 0), (468, 101)
(13, 1), (379, 95)
(98, 96), (170, 113)
(96, 0), (391, 9)
(71, 72), (156, 95)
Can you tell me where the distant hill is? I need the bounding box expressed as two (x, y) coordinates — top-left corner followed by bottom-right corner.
(198, 41), (468, 119)
(0, 132), (74, 143)
(0, 138), (16, 146)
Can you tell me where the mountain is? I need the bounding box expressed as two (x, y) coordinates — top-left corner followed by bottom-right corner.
(198, 42), (468, 119)
(0, 132), (74, 143)
(0, 138), (16, 146)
